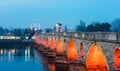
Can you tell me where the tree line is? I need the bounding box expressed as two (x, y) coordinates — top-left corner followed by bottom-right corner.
(76, 18), (120, 32)
(0, 27), (35, 39)
(76, 22), (111, 32)
(86, 22), (110, 32)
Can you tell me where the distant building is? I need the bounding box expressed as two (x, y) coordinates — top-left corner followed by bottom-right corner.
(30, 23), (40, 31)
(56, 23), (62, 32)
(34, 23), (38, 31)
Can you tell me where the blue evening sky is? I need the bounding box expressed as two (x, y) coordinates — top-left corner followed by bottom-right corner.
(0, 0), (120, 29)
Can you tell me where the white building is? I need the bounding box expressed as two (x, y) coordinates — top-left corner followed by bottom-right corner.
(56, 23), (62, 32)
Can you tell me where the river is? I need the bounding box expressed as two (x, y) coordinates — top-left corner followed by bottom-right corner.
(0, 45), (47, 71)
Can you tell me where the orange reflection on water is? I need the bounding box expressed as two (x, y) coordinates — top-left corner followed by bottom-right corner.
(114, 48), (120, 70)
(44, 58), (48, 68)
(48, 64), (55, 71)
(67, 40), (78, 61)
(86, 44), (108, 71)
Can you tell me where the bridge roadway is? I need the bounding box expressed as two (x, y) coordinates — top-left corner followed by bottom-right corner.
(35, 32), (120, 71)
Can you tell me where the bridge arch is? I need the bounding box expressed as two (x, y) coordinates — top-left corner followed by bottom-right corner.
(56, 38), (63, 54)
(67, 39), (79, 62)
(50, 36), (56, 50)
(86, 43), (108, 71)
(114, 47), (120, 70)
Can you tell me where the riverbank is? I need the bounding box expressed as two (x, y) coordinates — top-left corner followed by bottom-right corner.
(0, 39), (32, 48)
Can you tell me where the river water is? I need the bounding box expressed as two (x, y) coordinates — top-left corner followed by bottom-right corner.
(0, 45), (47, 71)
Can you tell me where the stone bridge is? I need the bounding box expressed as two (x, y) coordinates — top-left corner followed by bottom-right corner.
(35, 32), (120, 71)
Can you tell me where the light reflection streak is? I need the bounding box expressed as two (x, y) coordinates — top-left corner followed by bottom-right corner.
(11, 49), (15, 54)
(1, 49), (3, 55)
(0, 48), (16, 62)
(25, 47), (31, 62)
(0, 47), (33, 63)
(8, 51), (11, 61)
(4, 49), (6, 54)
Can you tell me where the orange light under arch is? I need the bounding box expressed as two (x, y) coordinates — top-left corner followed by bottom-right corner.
(35, 38), (43, 45)
(44, 38), (49, 48)
(50, 37), (56, 50)
(86, 44), (108, 71)
(56, 38), (63, 54)
(114, 48), (120, 70)
(67, 40), (79, 61)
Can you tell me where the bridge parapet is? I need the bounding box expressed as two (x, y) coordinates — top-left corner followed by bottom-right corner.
(43, 32), (120, 43)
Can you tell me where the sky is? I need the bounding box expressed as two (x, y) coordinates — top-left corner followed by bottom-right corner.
(0, 0), (120, 29)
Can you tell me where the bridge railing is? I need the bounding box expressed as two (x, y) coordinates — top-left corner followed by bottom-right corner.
(43, 32), (120, 43)
(117, 32), (120, 42)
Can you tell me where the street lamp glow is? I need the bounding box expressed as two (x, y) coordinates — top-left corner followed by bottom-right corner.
(56, 24), (58, 27)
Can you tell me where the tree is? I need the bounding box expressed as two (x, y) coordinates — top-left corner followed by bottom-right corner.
(102, 23), (111, 32)
(95, 23), (102, 32)
(64, 25), (68, 32)
(30, 28), (35, 37)
(45, 28), (53, 33)
(24, 28), (30, 35)
(76, 20), (86, 32)
(13, 28), (22, 36)
(87, 24), (95, 32)
(4, 28), (10, 35)
(87, 22), (111, 32)
(76, 25), (81, 32)
(111, 18), (120, 32)
(0, 26), (4, 35)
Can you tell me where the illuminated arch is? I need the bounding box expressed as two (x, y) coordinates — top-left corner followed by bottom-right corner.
(56, 38), (63, 54)
(80, 42), (84, 58)
(114, 48), (120, 70)
(86, 44), (108, 71)
(50, 37), (56, 50)
(44, 38), (49, 48)
(67, 40), (79, 61)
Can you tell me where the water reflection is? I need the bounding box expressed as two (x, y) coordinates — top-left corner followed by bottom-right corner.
(37, 52), (56, 71)
(25, 46), (31, 62)
(48, 63), (55, 71)
(0, 44), (107, 71)
(0, 47), (32, 62)
(0, 45), (47, 71)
